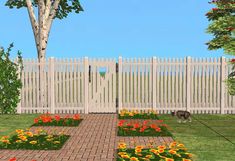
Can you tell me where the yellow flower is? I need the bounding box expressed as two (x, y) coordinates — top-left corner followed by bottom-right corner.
(1, 136), (9, 139)
(1, 139), (10, 144)
(158, 149), (164, 153)
(45, 135), (53, 138)
(183, 159), (192, 161)
(121, 154), (130, 159)
(129, 112), (134, 116)
(130, 157), (139, 161)
(53, 141), (60, 144)
(169, 150), (177, 154)
(135, 148), (142, 153)
(157, 145), (166, 149)
(15, 140), (22, 143)
(165, 158), (174, 161)
(118, 152), (127, 155)
(149, 149), (158, 153)
(177, 144), (184, 148)
(135, 145), (144, 149)
(46, 138), (53, 142)
(29, 140), (37, 144)
(16, 129), (24, 133)
(19, 136), (27, 141)
(25, 132), (33, 137)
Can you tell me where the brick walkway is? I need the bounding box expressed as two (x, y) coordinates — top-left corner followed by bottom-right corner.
(0, 114), (174, 161)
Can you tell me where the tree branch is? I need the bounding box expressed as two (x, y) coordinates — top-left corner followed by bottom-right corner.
(25, 0), (39, 51)
(46, 0), (61, 35)
(44, 0), (52, 24)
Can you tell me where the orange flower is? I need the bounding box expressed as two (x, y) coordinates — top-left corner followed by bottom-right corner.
(73, 114), (80, 120)
(135, 149), (142, 153)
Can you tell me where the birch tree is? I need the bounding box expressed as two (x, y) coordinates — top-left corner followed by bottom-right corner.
(5, 0), (83, 109)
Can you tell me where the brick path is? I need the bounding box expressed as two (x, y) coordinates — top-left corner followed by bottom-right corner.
(0, 114), (174, 161)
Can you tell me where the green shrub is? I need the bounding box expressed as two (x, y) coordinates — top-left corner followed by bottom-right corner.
(0, 43), (23, 114)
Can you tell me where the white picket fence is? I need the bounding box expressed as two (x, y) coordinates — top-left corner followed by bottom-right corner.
(16, 56), (235, 114)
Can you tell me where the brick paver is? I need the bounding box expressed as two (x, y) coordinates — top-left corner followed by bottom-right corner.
(0, 114), (174, 161)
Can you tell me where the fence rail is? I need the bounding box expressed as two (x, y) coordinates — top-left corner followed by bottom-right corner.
(15, 56), (235, 114)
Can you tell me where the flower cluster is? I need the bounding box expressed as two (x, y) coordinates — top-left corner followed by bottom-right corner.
(33, 113), (81, 126)
(119, 109), (159, 119)
(118, 120), (172, 136)
(0, 128), (69, 150)
(117, 141), (193, 161)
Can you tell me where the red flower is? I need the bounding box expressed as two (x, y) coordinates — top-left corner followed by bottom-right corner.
(118, 122), (124, 127)
(143, 120), (148, 125)
(140, 128), (145, 132)
(34, 118), (39, 123)
(9, 157), (16, 161)
(150, 124), (157, 129)
(142, 125), (148, 129)
(127, 123), (132, 126)
(212, 8), (218, 11)
(133, 123), (140, 128)
(55, 115), (61, 121)
(155, 127), (161, 132)
(73, 114), (80, 120)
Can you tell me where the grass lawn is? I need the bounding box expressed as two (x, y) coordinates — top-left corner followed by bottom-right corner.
(0, 114), (40, 137)
(158, 114), (235, 161)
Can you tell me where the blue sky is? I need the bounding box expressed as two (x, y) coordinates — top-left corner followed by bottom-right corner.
(0, 0), (233, 60)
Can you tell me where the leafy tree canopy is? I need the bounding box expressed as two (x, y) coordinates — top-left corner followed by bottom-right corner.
(5, 0), (84, 19)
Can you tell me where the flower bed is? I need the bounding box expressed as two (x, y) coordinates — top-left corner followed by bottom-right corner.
(118, 109), (159, 119)
(0, 128), (69, 150)
(117, 141), (193, 161)
(117, 120), (172, 136)
(33, 113), (82, 126)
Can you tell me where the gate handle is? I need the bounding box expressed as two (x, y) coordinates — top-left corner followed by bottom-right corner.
(89, 65), (91, 83)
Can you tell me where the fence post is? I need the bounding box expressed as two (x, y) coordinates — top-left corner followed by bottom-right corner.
(16, 58), (22, 114)
(118, 56), (122, 113)
(186, 56), (191, 112)
(84, 57), (89, 114)
(220, 57), (225, 114)
(49, 57), (55, 114)
(152, 57), (156, 111)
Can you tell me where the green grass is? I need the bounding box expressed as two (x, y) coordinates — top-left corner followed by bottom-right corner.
(0, 114), (40, 137)
(157, 114), (235, 161)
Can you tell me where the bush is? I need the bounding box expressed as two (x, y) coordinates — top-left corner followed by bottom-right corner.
(0, 43), (23, 114)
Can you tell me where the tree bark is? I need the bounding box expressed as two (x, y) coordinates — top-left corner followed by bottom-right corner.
(25, 0), (61, 110)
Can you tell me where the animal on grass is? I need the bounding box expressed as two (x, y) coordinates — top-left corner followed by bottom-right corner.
(171, 110), (192, 123)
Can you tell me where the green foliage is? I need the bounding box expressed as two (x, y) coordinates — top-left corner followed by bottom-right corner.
(205, 0), (235, 95)
(0, 43), (23, 114)
(5, 0), (83, 19)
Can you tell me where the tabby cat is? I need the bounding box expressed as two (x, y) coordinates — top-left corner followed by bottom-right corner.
(171, 110), (192, 123)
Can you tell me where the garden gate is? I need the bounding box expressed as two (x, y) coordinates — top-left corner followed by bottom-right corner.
(87, 59), (117, 113)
